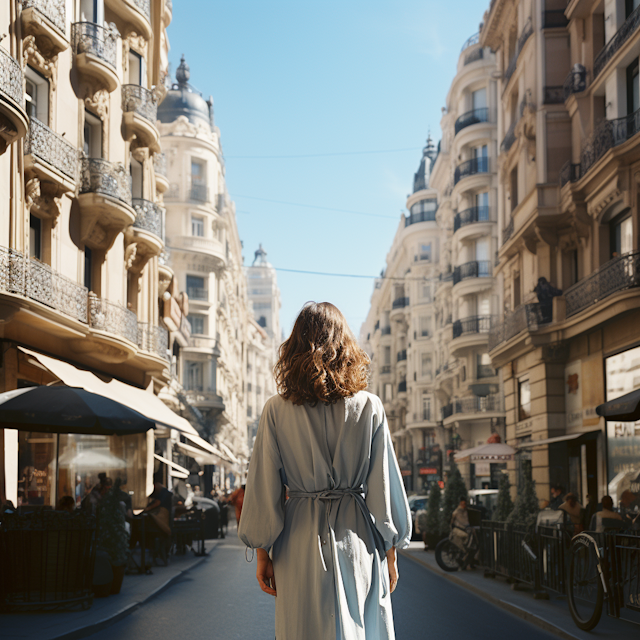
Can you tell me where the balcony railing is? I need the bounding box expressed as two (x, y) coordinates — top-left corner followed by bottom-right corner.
(500, 118), (517, 153)
(464, 48), (484, 65)
(559, 161), (581, 187)
(542, 10), (569, 28)
(397, 349), (407, 362)
(0, 47), (24, 107)
(138, 322), (169, 361)
(477, 364), (496, 379)
(398, 380), (407, 393)
(452, 315), (492, 339)
(380, 364), (392, 374)
(392, 296), (410, 310)
(504, 18), (533, 85)
(405, 208), (437, 226)
(132, 198), (163, 238)
(453, 206), (490, 232)
(543, 86), (564, 104)
(374, 320), (380, 332)
(450, 394), (502, 416)
(187, 287), (208, 301)
(563, 65), (587, 101)
(454, 156), (489, 184)
(190, 183), (208, 202)
(461, 32), (480, 52)
(23, 0), (66, 34)
(442, 404), (453, 419)
(488, 303), (549, 351)
(122, 84), (157, 124)
(381, 326), (391, 336)
(153, 152), (167, 178)
(502, 217), (514, 244)
(72, 22), (117, 69)
(129, 0), (151, 20)
(454, 107), (491, 135)
(0, 247), (88, 323)
(452, 260), (492, 284)
(594, 4), (640, 78)
(25, 117), (78, 181)
(79, 158), (132, 205)
(579, 107), (640, 180)
(565, 250), (640, 317)
(89, 295), (138, 344)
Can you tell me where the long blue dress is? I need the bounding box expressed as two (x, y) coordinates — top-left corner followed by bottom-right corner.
(238, 391), (412, 640)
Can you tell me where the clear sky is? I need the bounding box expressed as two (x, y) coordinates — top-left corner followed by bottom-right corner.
(166, 0), (487, 337)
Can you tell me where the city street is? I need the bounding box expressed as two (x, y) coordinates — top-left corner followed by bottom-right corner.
(87, 533), (555, 640)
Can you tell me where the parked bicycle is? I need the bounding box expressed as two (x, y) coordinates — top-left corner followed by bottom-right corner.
(435, 506), (482, 572)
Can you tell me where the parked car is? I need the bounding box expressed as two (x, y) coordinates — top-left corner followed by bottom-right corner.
(408, 495), (428, 540)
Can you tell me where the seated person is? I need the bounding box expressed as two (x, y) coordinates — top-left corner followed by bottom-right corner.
(559, 492), (583, 533)
(590, 495), (623, 532)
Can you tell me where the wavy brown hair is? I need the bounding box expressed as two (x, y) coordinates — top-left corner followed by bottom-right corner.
(275, 302), (370, 405)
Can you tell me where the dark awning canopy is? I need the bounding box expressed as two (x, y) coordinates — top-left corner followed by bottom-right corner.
(596, 389), (640, 422)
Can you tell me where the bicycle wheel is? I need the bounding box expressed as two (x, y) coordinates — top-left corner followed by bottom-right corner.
(567, 534), (604, 631)
(435, 538), (461, 572)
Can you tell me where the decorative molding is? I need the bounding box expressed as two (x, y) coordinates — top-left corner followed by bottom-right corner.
(83, 86), (110, 157)
(122, 30), (148, 81)
(25, 176), (62, 224)
(22, 35), (58, 121)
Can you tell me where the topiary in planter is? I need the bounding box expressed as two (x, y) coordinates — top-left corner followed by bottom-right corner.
(97, 479), (130, 569)
(507, 474), (539, 532)
(495, 472), (514, 522)
(423, 482), (442, 549)
(440, 461), (468, 536)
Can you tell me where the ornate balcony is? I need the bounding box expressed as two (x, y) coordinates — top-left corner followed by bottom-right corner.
(461, 33), (480, 52)
(452, 315), (492, 339)
(565, 251), (640, 318)
(500, 119), (517, 153)
(488, 303), (548, 351)
(78, 158), (135, 250)
(397, 349), (407, 362)
(454, 157), (489, 185)
(563, 64), (587, 101)
(392, 296), (410, 310)
(138, 322), (169, 361)
(594, 5), (640, 79)
(445, 394), (502, 421)
(71, 22), (119, 92)
(190, 183), (209, 203)
(105, 0), (151, 38)
(0, 246), (88, 324)
(122, 85), (159, 149)
(153, 152), (169, 193)
(170, 236), (226, 269)
(453, 206), (490, 233)
(454, 108), (490, 135)
(453, 260), (492, 285)
(187, 286), (209, 302)
(464, 48), (484, 65)
(21, 0), (68, 53)
(543, 86), (564, 105)
(504, 18), (533, 86)
(380, 364), (392, 375)
(164, 0), (173, 25)
(0, 48), (28, 154)
(380, 326), (391, 336)
(126, 198), (164, 267)
(24, 117), (78, 192)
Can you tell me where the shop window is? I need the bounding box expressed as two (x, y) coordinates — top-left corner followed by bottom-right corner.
(25, 67), (49, 123)
(17, 431), (57, 507)
(518, 378), (531, 421)
(29, 214), (42, 260)
(83, 110), (103, 158)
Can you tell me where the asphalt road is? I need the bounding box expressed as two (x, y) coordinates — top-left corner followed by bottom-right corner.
(88, 536), (556, 640)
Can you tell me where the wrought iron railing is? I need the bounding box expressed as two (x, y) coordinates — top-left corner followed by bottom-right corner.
(138, 322), (169, 360)
(165, 183), (180, 199)
(563, 65), (587, 101)
(405, 208), (437, 226)
(398, 380), (407, 393)
(153, 152), (167, 178)
(0, 247), (88, 323)
(165, 0), (173, 13)
(381, 326), (391, 336)
(450, 394), (502, 415)
(89, 295), (138, 344)
(453, 206), (490, 232)
(454, 107), (491, 135)
(501, 118), (517, 153)
(452, 315), (492, 339)
(504, 18), (533, 85)
(488, 303), (548, 351)
(23, 0), (66, 34)
(543, 86), (564, 104)
(565, 250), (640, 317)
(397, 349), (407, 362)
(128, 0), (151, 21)
(122, 84), (157, 124)
(477, 364), (495, 379)
(580, 107), (640, 180)
(442, 403), (453, 419)
(542, 9), (569, 28)
(502, 217), (514, 244)
(79, 157), (132, 204)
(461, 32), (480, 52)
(559, 161), (581, 187)
(380, 364), (392, 374)
(464, 48), (484, 65)
(594, 5), (640, 78)
(454, 156), (489, 184)
(25, 117), (78, 181)
(187, 286), (208, 301)
(0, 47), (24, 107)
(72, 22), (117, 69)
(132, 198), (163, 238)
(452, 260), (492, 284)
(392, 296), (410, 309)
(190, 183), (208, 202)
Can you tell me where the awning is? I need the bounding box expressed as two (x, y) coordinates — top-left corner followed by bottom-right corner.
(596, 389), (640, 422)
(175, 440), (220, 465)
(182, 432), (226, 458)
(516, 430), (600, 449)
(154, 453), (189, 479)
(20, 347), (199, 437)
(455, 442), (515, 462)
(218, 441), (240, 465)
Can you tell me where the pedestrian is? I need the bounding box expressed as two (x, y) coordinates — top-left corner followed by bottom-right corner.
(559, 492), (583, 534)
(591, 495), (623, 532)
(450, 497), (470, 553)
(228, 484), (245, 525)
(548, 484), (565, 510)
(238, 302), (412, 640)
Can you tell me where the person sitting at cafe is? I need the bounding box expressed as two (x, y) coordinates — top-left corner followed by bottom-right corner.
(82, 473), (112, 514)
(559, 492), (583, 534)
(142, 478), (173, 538)
(548, 484), (565, 510)
(56, 495), (76, 513)
(591, 495), (623, 532)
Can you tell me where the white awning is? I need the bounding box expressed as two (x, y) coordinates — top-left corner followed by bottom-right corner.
(516, 430), (601, 449)
(20, 347), (198, 437)
(154, 453), (189, 478)
(175, 440), (220, 465)
(218, 441), (240, 465)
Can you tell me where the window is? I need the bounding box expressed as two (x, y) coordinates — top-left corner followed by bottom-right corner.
(186, 275), (206, 300)
(518, 378), (531, 421)
(191, 160), (205, 184)
(421, 353), (431, 377)
(473, 144), (488, 159)
(130, 157), (143, 199)
(83, 110), (103, 158)
(477, 353), (493, 378)
(475, 237), (490, 262)
(409, 198), (438, 220)
(383, 346), (391, 365)
(422, 393), (431, 421)
(29, 214), (42, 260)
(247, 406), (253, 418)
(610, 213), (633, 257)
(25, 67), (49, 123)
(84, 247), (92, 291)
(186, 361), (204, 391)
(128, 50), (146, 87)
(191, 216), (204, 237)
(188, 314), (205, 335)
(472, 88), (487, 110)
(79, 0), (103, 22)
(510, 167), (518, 212)
(419, 316), (429, 337)
(475, 191), (489, 220)
(258, 316), (267, 328)
(418, 243), (431, 261)
(626, 0), (640, 19)
(513, 272), (521, 308)
(476, 294), (490, 316)
(190, 160), (207, 201)
(384, 383), (393, 402)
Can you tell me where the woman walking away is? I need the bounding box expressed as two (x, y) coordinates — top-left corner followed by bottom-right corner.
(238, 302), (412, 640)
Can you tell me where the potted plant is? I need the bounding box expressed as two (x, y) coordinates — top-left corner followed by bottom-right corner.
(421, 482), (442, 550)
(96, 479), (130, 595)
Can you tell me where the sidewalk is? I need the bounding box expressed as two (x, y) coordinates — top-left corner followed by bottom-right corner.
(401, 542), (640, 640)
(2, 539), (223, 640)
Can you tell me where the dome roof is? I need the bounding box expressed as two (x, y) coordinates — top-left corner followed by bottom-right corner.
(158, 55), (213, 129)
(413, 134), (437, 193)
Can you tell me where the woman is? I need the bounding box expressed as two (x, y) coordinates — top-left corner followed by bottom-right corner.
(239, 302), (411, 640)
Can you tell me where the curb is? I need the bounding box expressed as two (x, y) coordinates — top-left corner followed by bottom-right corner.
(399, 550), (582, 640)
(49, 554), (211, 640)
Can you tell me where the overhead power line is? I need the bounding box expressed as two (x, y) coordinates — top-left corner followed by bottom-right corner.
(226, 147), (421, 160)
(274, 267), (439, 282)
(233, 194), (399, 220)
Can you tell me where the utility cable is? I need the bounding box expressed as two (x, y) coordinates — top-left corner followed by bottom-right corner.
(273, 266), (443, 282)
(226, 147), (421, 160)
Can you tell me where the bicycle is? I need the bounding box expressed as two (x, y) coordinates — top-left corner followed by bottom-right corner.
(435, 525), (480, 572)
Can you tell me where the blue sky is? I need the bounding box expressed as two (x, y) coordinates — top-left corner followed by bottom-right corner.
(166, 0), (487, 336)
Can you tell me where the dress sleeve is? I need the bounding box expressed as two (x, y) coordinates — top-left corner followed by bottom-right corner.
(237, 400), (286, 550)
(365, 402), (412, 551)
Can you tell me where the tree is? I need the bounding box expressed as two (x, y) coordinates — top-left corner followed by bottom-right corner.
(425, 482), (441, 535)
(494, 472), (514, 522)
(507, 474), (539, 531)
(440, 461), (468, 535)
